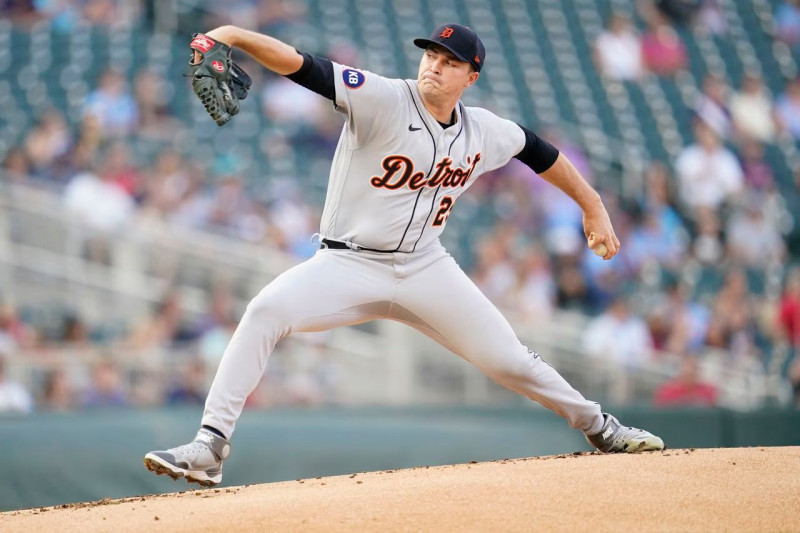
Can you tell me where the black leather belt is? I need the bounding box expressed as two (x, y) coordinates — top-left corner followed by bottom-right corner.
(320, 238), (397, 253)
(321, 238), (350, 250)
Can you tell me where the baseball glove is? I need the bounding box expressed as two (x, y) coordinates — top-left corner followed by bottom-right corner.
(188, 33), (252, 126)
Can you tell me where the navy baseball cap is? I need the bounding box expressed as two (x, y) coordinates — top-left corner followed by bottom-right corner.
(414, 23), (486, 72)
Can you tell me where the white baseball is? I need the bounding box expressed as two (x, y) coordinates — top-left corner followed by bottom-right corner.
(593, 242), (608, 257)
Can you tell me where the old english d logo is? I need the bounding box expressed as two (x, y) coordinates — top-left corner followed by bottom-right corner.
(440, 27), (454, 38)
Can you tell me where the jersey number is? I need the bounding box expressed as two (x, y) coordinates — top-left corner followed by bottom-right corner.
(432, 196), (454, 227)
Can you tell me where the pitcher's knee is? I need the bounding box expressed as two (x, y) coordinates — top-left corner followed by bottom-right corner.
(240, 292), (290, 330)
(482, 349), (543, 387)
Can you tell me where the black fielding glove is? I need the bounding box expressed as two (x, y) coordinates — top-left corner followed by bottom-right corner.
(188, 33), (252, 126)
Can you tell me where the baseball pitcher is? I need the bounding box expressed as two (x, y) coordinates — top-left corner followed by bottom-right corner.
(144, 23), (664, 487)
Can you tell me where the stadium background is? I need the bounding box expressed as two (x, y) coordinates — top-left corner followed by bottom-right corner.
(1, 0), (799, 510)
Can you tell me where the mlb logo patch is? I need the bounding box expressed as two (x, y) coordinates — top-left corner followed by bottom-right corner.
(342, 68), (365, 89)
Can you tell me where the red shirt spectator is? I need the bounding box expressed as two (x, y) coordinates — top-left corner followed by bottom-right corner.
(654, 356), (718, 407)
(778, 268), (800, 347)
(641, 15), (687, 76)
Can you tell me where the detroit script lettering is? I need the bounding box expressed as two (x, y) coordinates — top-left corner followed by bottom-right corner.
(370, 153), (482, 191)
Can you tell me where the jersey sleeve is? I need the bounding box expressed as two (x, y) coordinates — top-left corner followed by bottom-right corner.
(470, 108), (527, 173)
(330, 61), (404, 148)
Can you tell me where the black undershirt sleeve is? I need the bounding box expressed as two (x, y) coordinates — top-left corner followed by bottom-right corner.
(285, 51), (335, 101)
(513, 124), (560, 174)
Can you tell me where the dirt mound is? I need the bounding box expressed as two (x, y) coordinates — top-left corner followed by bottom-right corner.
(2, 447), (799, 532)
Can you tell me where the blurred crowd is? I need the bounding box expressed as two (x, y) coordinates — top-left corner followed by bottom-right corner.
(0, 285), (339, 413)
(1, 0), (800, 413)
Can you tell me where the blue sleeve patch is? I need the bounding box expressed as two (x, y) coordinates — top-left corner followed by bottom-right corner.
(342, 69), (365, 89)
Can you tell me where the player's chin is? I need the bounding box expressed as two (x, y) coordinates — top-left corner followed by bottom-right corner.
(418, 80), (439, 95)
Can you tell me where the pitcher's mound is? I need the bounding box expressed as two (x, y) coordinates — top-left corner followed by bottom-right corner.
(2, 447), (799, 532)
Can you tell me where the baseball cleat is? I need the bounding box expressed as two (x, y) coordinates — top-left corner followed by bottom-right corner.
(143, 428), (230, 487)
(585, 413), (664, 453)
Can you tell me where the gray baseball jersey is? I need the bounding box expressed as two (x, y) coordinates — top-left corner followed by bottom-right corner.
(321, 63), (525, 252)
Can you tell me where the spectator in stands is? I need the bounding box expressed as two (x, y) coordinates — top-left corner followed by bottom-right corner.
(126, 291), (200, 350)
(690, 206), (725, 265)
(473, 235), (517, 309)
(738, 139), (775, 192)
(80, 359), (127, 408)
(0, 355), (33, 414)
(2, 0), (38, 25)
(641, 8), (688, 77)
(705, 269), (760, 360)
(583, 296), (653, 369)
(726, 196), (785, 268)
(774, 0), (800, 49)
(58, 311), (91, 346)
(195, 282), (240, 369)
(141, 149), (191, 219)
(594, 13), (644, 81)
(81, 0), (124, 26)
(775, 76), (800, 139)
(695, 0), (726, 36)
(515, 245), (556, 321)
(205, 172), (254, 237)
(72, 114), (103, 172)
(730, 73), (776, 144)
(0, 302), (36, 352)
(675, 121), (744, 214)
(166, 359), (207, 405)
(63, 155), (136, 263)
(195, 282), (238, 337)
(583, 295), (653, 404)
(100, 141), (142, 200)
(654, 0), (702, 26)
(133, 70), (184, 141)
(626, 205), (687, 275)
(256, 0), (309, 34)
(649, 281), (710, 354)
(83, 69), (139, 138)
(790, 356), (800, 407)
(640, 161), (686, 244)
(778, 267), (800, 358)
(774, 267), (799, 400)
(551, 256), (589, 311)
(1, 147), (32, 185)
(693, 73), (732, 139)
(265, 179), (319, 257)
(168, 163), (215, 230)
(31, 0), (79, 31)
(34, 0), (133, 30)
(41, 367), (73, 411)
(653, 355), (718, 407)
(23, 109), (74, 183)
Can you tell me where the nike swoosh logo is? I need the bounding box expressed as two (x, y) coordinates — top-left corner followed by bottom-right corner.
(408, 125), (421, 131)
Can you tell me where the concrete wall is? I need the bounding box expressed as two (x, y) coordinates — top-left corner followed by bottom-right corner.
(3, 406), (799, 511)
